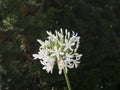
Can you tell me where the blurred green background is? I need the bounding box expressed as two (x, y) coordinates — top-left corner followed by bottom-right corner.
(0, 0), (120, 90)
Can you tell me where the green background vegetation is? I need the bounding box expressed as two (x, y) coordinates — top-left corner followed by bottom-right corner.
(0, 0), (120, 90)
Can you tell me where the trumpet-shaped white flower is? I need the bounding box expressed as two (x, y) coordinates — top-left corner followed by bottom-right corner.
(33, 28), (83, 74)
(57, 60), (64, 74)
(41, 57), (55, 73)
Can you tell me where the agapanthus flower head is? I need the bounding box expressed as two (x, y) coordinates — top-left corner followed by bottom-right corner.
(33, 28), (83, 74)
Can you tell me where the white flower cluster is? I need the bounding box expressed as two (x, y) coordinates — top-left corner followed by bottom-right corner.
(33, 28), (83, 74)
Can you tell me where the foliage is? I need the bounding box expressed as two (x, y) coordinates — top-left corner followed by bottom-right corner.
(0, 0), (120, 90)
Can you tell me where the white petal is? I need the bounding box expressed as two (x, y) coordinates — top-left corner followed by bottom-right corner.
(37, 39), (44, 45)
(65, 29), (68, 36)
(64, 47), (68, 51)
(43, 66), (47, 70)
(46, 31), (52, 36)
(60, 52), (64, 55)
(68, 32), (70, 39)
(60, 28), (63, 34)
(69, 47), (73, 51)
(59, 69), (62, 74)
(32, 54), (39, 59)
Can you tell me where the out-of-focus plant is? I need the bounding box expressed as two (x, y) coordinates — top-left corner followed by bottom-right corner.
(1, 16), (16, 31)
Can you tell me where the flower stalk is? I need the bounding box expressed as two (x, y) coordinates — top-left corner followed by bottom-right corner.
(63, 68), (72, 90)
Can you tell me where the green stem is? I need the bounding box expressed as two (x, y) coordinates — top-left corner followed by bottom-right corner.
(63, 69), (72, 90)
